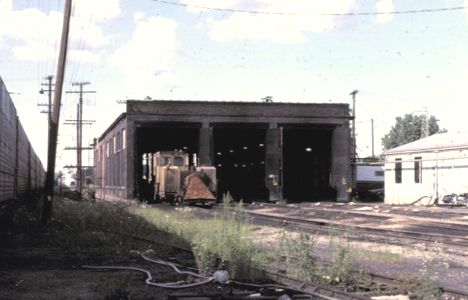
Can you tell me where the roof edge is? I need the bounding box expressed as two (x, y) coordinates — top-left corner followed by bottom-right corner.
(385, 144), (468, 156)
(125, 99), (349, 107)
(98, 112), (126, 142)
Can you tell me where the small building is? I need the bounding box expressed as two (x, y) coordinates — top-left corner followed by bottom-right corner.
(94, 100), (352, 203)
(384, 132), (468, 205)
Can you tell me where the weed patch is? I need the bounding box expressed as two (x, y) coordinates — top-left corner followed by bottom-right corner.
(279, 231), (319, 282)
(276, 227), (384, 294)
(131, 193), (266, 281)
(352, 248), (406, 265)
(49, 200), (181, 261)
(397, 272), (442, 300)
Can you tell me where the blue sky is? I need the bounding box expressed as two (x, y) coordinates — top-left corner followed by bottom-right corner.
(1, 0), (467, 168)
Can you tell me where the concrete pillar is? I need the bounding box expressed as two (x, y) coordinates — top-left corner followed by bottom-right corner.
(199, 122), (213, 166)
(331, 125), (351, 202)
(265, 124), (282, 202)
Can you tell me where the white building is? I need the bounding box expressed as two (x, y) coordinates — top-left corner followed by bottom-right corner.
(384, 132), (468, 205)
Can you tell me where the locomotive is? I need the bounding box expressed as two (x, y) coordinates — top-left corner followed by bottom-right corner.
(152, 151), (217, 207)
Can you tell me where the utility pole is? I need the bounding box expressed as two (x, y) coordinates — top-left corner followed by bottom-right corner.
(421, 107), (429, 138)
(38, 75), (54, 123)
(350, 90), (358, 198)
(65, 82), (96, 199)
(371, 118), (375, 158)
(413, 107), (429, 138)
(42, 0), (72, 225)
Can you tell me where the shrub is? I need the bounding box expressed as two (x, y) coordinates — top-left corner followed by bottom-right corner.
(279, 231), (318, 281)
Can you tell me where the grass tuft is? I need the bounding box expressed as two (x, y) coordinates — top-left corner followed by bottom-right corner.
(131, 193), (266, 281)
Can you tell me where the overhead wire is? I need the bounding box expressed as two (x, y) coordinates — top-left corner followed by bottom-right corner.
(35, 0), (44, 95)
(46, 0), (58, 79)
(149, 0), (466, 16)
(52, 0), (62, 78)
(60, 2), (97, 170)
(67, 4), (94, 97)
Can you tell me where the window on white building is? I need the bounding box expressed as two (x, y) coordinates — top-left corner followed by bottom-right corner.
(395, 158), (402, 183)
(414, 157), (422, 183)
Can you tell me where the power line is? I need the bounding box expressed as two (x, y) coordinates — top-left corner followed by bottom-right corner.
(150, 0), (466, 16)
(65, 81), (96, 199)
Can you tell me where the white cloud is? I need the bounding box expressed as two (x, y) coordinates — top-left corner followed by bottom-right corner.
(0, 0), (114, 62)
(0, 0), (11, 13)
(0, 5), (60, 45)
(70, 16), (110, 49)
(108, 16), (180, 95)
(207, 14), (307, 44)
(133, 11), (145, 23)
(183, 0), (356, 43)
(11, 42), (100, 64)
(375, 0), (395, 23)
(11, 42), (56, 61)
(73, 0), (122, 22)
(180, 0), (241, 13)
(69, 49), (100, 63)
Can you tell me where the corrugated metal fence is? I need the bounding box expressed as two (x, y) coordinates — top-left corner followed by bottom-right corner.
(0, 77), (45, 202)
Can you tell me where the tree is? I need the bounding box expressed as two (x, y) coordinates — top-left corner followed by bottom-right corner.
(382, 114), (445, 150)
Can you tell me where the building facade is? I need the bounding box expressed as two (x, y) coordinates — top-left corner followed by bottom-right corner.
(95, 100), (352, 202)
(384, 132), (468, 205)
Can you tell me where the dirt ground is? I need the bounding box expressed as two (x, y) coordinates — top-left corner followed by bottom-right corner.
(0, 216), (295, 300)
(0, 238), (226, 299)
(244, 202), (468, 296)
(2, 199), (466, 299)
(0, 202), (232, 300)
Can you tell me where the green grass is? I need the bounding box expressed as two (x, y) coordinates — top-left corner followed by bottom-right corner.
(40, 195), (442, 298)
(130, 193), (266, 281)
(50, 199), (182, 261)
(351, 248), (406, 264)
(397, 272), (442, 300)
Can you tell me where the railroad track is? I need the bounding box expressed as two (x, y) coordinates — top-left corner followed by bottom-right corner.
(249, 202), (468, 227)
(224, 205), (468, 298)
(110, 231), (376, 299)
(133, 204), (468, 299)
(118, 230), (468, 299)
(367, 272), (468, 300)
(243, 203), (468, 250)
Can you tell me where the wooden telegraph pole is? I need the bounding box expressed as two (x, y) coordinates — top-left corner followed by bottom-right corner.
(41, 0), (72, 225)
(38, 75), (54, 124)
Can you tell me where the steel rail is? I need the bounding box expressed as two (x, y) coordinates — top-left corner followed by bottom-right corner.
(106, 229), (380, 299)
(257, 270), (370, 300)
(123, 205), (468, 299)
(250, 202), (468, 227)
(241, 209), (468, 249)
(367, 271), (468, 299)
(236, 208), (468, 297)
